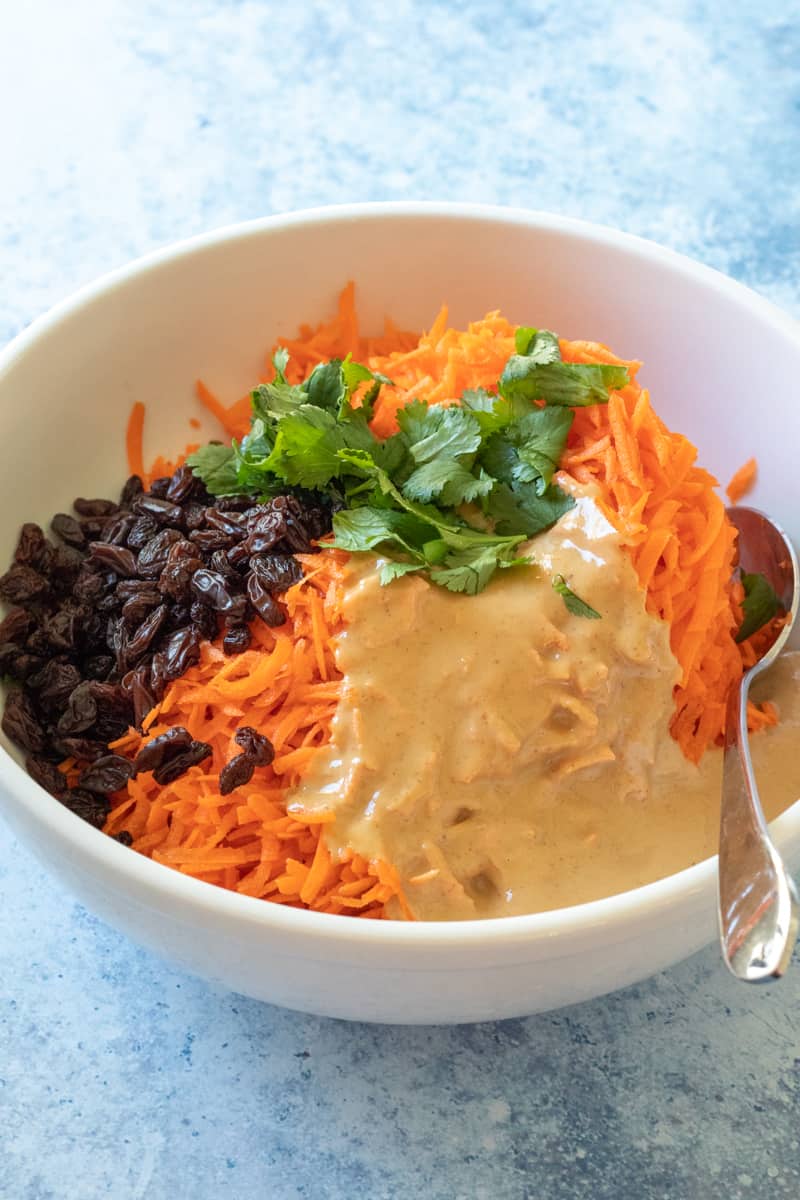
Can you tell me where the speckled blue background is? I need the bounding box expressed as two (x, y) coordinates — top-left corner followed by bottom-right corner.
(1, 3), (800, 1197)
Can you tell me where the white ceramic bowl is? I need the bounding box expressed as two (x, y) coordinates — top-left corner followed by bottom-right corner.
(1, 204), (798, 1024)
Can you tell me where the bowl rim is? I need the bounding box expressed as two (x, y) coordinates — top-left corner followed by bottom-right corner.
(2, 200), (799, 951)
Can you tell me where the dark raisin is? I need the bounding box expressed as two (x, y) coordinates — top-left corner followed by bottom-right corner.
(153, 739), (212, 785)
(160, 626), (201, 681)
(271, 496), (314, 553)
(115, 579), (160, 601)
(74, 497), (119, 518)
(56, 736), (110, 762)
(234, 726), (275, 765)
(159, 558), (201, 603)
(133, 726), (193, 773)
(79, 515), (113, 540)
(0, 642), (23, 674)
(103, 513), (137, 545)
(127, 515), (160, 550)
(0, 564), (49, 604)
(246, 573), (286, 627)
(26, 626), (53, 656)
(49, 514), (83, 550)
(115, 830), (134, 847)
(137, 528), (183, 576)
(87, 542), (138, 577)
(188, 529), (230, 552)
(26, 756), (68, 797)
(60, 788), (108, 829)
(42, 609), (80, 652)
(57, 681), (98, 735)
(165, 465), (198, 504)
(147, 477), (171, 498)
(84, 654), (114, 680)
(251, 554), (303, 594)
(8, 652), (45, 681)
(2, 689), (47, 753)
(72, 567), (105, 605)
(14, 523), (52, 569)
(219, 753), (256, 795)
(120, 475), (144, 506)
(133, 494), (183, 525)
(222, 622), (251, 654)
(121, 589), (162, 627)
(205, 508), (246, 537)
(0, 607), (33, 645)
(78, 754), (136, 794)
(190, 568), (236, 612)
(126, 604), (169, 664)
(87, 682), (134, 740)
(182, 502), (207, 531)
(28, 660), (82, 710)
(189, 601), (218, 642)
(226, 542), (251, 570)
(244, 511), (287, 555)
(128, 664), (157, 730)
(49, 545), (83, 593)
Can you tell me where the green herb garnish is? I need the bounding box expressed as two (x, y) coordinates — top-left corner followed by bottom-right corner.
(736, 572), (781, 643)
(552, 575), (602, 619)
(188, 330), (628, 594)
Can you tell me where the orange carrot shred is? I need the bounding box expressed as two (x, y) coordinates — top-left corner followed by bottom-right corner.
(726, 457), (757, 504)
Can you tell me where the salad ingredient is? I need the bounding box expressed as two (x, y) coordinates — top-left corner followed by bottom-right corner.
(726, 457), (757, 504)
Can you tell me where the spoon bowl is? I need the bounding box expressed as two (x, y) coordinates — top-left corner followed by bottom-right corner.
(719, 506), (800, 982)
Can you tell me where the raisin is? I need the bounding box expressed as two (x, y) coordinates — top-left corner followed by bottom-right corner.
(137, 528), (183, 576)
(57, 682), (98, 735)
(153, 739), (212, 784)
(133, 726), (193, 773)
(72, 567), (105, 605)
(165, 465), (198, 504)
(244, 511), (287, 555)
(14, 523), (52, 569)
(132, 494), (183, 525)
(0, 564), (49, 604)
(190, 568), (236, 612)
(188, 529), (230, 552)
(60, 788), (109, 829)
(128, 664), (157, 730)
(28, 660), (82, 710)
(159, 626), (201, 681)
(88, 543), (138, 577)
(84, 654), (114, 681)
(50, 513), (86, 548)
(78, 754), (136, 794)
(234, 726), (274, 765)
(25, 756), (68, 797)
(42, 609), (80, 652)
(120, 475), (144, 506)
(126, 604), (168, 664)
(74, 498), (119, 518)
(103, 513), (137, 546)
(189, 601), (218, 642)
(182, 502), (207, 531)
(222, 622), (251, 654)
(251, 554), (303, 594)
(204, 508), (246, 537)
(56, 736), (110, 762)
(219, 753), (255, 795)
(2, 689), (47, 753)
(126, 515), (160, 550)
(147, 477), (171, 498)
(121, 590), (162, 627)
(115, 830), (134, 846)
(246, 573), (286, 627)
(0, 607), (33, 645)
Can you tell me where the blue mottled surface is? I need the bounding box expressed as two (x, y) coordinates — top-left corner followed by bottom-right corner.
(2, 3), (800, 1197)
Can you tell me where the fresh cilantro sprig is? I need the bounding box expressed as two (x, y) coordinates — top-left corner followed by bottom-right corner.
(187, 328), (628, 596)
(552, 575), (602, 620)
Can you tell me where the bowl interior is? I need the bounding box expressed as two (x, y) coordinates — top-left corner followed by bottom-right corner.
(1, 204), (799, 907)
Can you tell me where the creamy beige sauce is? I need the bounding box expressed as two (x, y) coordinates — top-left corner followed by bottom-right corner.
(289, 494), (800, 920)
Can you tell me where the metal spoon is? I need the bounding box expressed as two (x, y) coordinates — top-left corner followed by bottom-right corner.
(719, 506), (800, 982)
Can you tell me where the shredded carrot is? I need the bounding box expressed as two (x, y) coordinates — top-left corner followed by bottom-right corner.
(114, 285), (770, 917)
(726, 456), (757, 504)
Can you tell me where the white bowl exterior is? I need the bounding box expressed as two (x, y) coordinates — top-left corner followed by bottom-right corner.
(1, 204), (798, 1023)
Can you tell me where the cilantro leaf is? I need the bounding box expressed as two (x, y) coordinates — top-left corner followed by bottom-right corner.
(486, 481), (576, 538)
(499, 360), (629, 407)
(736, 572), (781, 643)
(379, 560), (426, 585)
(461, 388), (513, 436)
(186, 443), (241, 495)
(552, 575), (601, 619)
(480, 407), (573, 494)
(402, 459), (494, 506)
(514, 327), (561, 363)
(432, 543), (529, 596)
(329, 505), (435, 555)
(262, 406), (345, 487)
(397, 403), (482, 464)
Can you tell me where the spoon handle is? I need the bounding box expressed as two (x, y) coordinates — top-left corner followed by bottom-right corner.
(718, 673), (799, 981)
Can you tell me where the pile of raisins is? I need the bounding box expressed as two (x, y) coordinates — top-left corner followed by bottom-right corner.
(0, 466), (330, 830)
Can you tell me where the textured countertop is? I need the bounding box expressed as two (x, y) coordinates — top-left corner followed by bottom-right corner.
(2, 3), (799, 1198)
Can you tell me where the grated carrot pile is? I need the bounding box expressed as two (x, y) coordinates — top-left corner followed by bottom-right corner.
(114, 284), (771, 916)
(104, 549), (409, 917)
